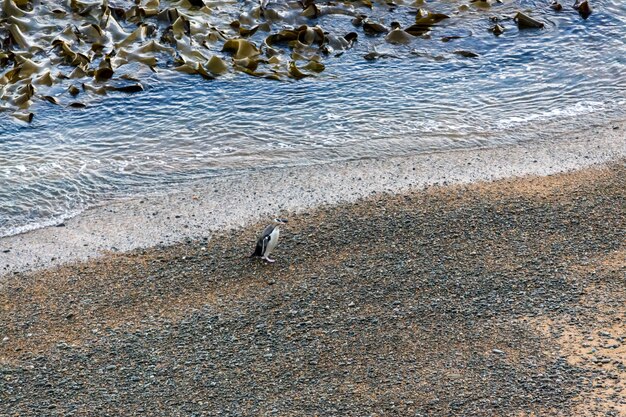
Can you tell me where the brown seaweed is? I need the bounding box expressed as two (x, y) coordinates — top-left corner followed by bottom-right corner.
(0, 0), (562, 120)
(514, 12), (545, 29)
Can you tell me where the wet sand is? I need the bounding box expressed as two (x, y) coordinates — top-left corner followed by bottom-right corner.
(1, 121), (625, 277)
(1, 156), (624, 415)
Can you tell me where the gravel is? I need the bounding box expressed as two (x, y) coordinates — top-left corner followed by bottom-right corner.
(0, 161), (624, 416)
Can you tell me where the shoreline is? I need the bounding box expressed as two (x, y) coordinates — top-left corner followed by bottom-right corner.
(1, 158), (624, 415)
(1, 120), (625, 277)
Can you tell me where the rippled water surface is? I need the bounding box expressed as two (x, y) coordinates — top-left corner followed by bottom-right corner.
(1, 0), (625, 236)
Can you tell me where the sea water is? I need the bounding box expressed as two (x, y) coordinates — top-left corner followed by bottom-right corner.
(0, 0), (624, 236)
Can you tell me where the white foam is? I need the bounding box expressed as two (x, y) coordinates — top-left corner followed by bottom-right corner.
(495, 100), (608, 129)
(1, 121), (624, 280)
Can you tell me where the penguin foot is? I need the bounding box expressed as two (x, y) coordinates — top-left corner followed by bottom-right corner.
(263, 257), (275, 263)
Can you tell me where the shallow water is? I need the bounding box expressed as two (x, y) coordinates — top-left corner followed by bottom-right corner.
(1, 0), (625, 236)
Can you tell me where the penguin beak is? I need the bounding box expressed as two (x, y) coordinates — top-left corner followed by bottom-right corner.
(274, 218), (288, 223)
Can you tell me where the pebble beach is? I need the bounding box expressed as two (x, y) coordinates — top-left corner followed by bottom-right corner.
(1, 154), (624, 416)
(2, 0), (626, 414)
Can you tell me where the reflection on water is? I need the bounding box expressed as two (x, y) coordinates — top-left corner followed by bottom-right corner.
(1, 0), (625, 236)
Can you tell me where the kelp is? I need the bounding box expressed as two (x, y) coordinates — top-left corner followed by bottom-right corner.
(453, 50), (479, 58)
(94, 59), (114, 81)
(41, 95), (60, 105)
(206, 55), (228, 74)
(11, 110), (33, 122)
(385, 28), (414, 44)
(108, 84), (144, 93)
(573, 0), (592, 19)
(0, 0), (561, 122)
(491, 23), (505, 36)
(68, 85), (81, 96)
(550, 1), (563, 11)
(363, 20), (388, 35)
(514, 12), (544, 29)
(222, 38), (260, 59)
(405, 9), (449, 36)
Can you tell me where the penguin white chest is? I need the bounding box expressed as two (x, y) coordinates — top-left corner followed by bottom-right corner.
(265, 227), (280, 256)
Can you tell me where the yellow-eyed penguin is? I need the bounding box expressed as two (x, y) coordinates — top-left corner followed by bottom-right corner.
(250, 218), (287, 263)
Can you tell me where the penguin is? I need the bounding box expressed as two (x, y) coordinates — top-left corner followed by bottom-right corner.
(250, 219), (287, 263)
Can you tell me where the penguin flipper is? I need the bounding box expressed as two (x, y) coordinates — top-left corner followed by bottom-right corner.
(251, 237), (266, 257)
(251, 225), (274, 257)
(261, 235), (270, 256)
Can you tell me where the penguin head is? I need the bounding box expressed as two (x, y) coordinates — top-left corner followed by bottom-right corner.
(273, 218), (288, 224)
